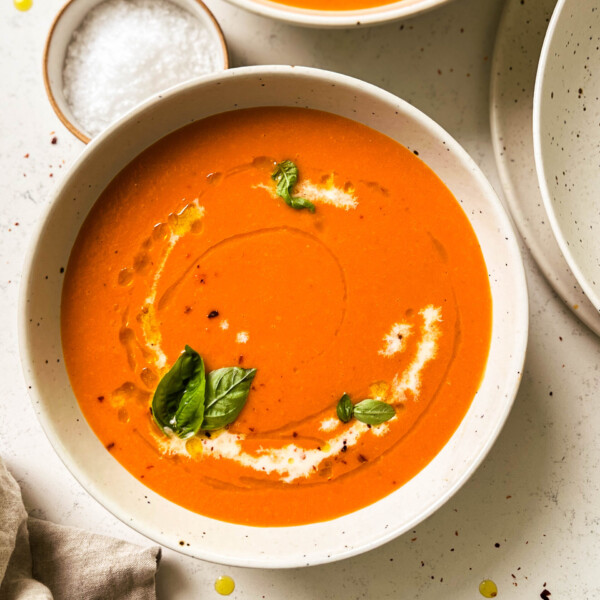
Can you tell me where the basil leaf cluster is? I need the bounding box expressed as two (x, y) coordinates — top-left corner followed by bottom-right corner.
(151, 345), (256, 438)
(335, 393), (395, 426)
(272, 160), (316, 213)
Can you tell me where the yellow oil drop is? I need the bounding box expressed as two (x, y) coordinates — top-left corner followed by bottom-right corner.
(169, 203), (205, 236)
(140, 367), (158, 388)
(152, 222), (169, 241)
(185, 437), (204, 459)
(479, 579), (498, 598)
(133, 251), (150, 274)
(251, 156), (275, 170)
(190, 219), (204, 234)
(214, 575), (235, 596)
(206, 171), (224, 185)
(110, 381), (150, 407)
(321, 442), (331, 453)
(14, 0), (32, 11)
(369, 381), (389, 401)
(117, 268), (133, 286)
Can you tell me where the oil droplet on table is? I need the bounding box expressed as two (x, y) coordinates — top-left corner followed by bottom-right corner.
(14, 0), (32, 10)
(479, 579), (498, 598)
(215, 575), (235, 595)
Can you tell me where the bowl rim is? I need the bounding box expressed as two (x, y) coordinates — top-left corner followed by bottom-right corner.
(532, 0), (600, 313)
(42, 0), (230, 144)
(220, 0), (455, 27)
(20, 64), (528, 568)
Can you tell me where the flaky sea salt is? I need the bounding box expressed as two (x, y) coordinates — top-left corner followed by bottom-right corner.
(63, 0), (222, 137)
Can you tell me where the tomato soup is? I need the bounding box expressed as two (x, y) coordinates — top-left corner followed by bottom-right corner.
(61, 107), (492, 526)
(268, 0), (399, 11)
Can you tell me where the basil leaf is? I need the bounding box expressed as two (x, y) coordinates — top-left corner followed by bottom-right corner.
(353, 399), (395, 425)
(151, 345), (205, 438)
(336, 393), (354, 423)
(202, 367), (257, 431)
(272, 160), (316, 213)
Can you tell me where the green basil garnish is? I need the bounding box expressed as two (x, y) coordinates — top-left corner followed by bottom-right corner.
(335, 394), (395, 426)
(336, 393), (354, 423)
(353, 399), (395, 425)
(272, 160), (316, 213)
(202, 367), (257, 431)
(151, 347), (256, 438)
(151, 345), (205, 438)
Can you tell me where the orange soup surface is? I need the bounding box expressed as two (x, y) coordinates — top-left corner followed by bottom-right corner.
(62, 107), (492, 526)
(268, 0), (400, 11)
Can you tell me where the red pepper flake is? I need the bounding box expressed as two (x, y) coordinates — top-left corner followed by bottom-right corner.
(540, 590), (551, 599)
(146, 465), (154, 469)
(106, 442), (115, 451)
(358, 454), (368, 463)
(97, 396), (104, 402)
(24, 153), (29, 158)
(292, 431), (298, 438)
(207, 310), (219, 319)
(238, 355), (244, 365)
(184, 306), (192, 314)
(51, 136), (57, 144)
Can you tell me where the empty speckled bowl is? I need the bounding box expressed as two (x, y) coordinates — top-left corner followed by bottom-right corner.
(533, 0), (600, 313)
(20, 66), (527, 568)
(44, 0), (229, 143)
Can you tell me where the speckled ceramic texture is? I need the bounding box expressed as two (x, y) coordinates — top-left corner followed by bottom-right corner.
(534, 0), (600, 312)
(19, 66), (528, 568)
(218, 0), (455, 28)
(490, 0), (600, 336)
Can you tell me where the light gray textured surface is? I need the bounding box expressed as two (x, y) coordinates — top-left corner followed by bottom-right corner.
(1, 0), (599, 597)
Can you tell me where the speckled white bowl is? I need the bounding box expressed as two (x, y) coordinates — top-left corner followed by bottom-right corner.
(20, 66), (527, 568)
(44, 0), (229, 143)
(220, 0), (455, 28)
(533, 0), (600, 313)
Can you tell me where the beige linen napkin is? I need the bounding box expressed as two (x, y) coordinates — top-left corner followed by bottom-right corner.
(0, 458), (161, 600)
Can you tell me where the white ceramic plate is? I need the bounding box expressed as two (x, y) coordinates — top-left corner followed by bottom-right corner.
(19, 66), (527, 568)
(490, 0), (600, 335)
(218, 0), (455, 28)
(533, 0), (600, 313)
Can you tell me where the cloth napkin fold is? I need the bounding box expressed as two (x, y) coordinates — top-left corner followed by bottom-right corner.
(0, 458), (161, 600)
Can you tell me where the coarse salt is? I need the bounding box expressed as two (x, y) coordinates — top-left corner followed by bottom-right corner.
(63, 0), (222, 137)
